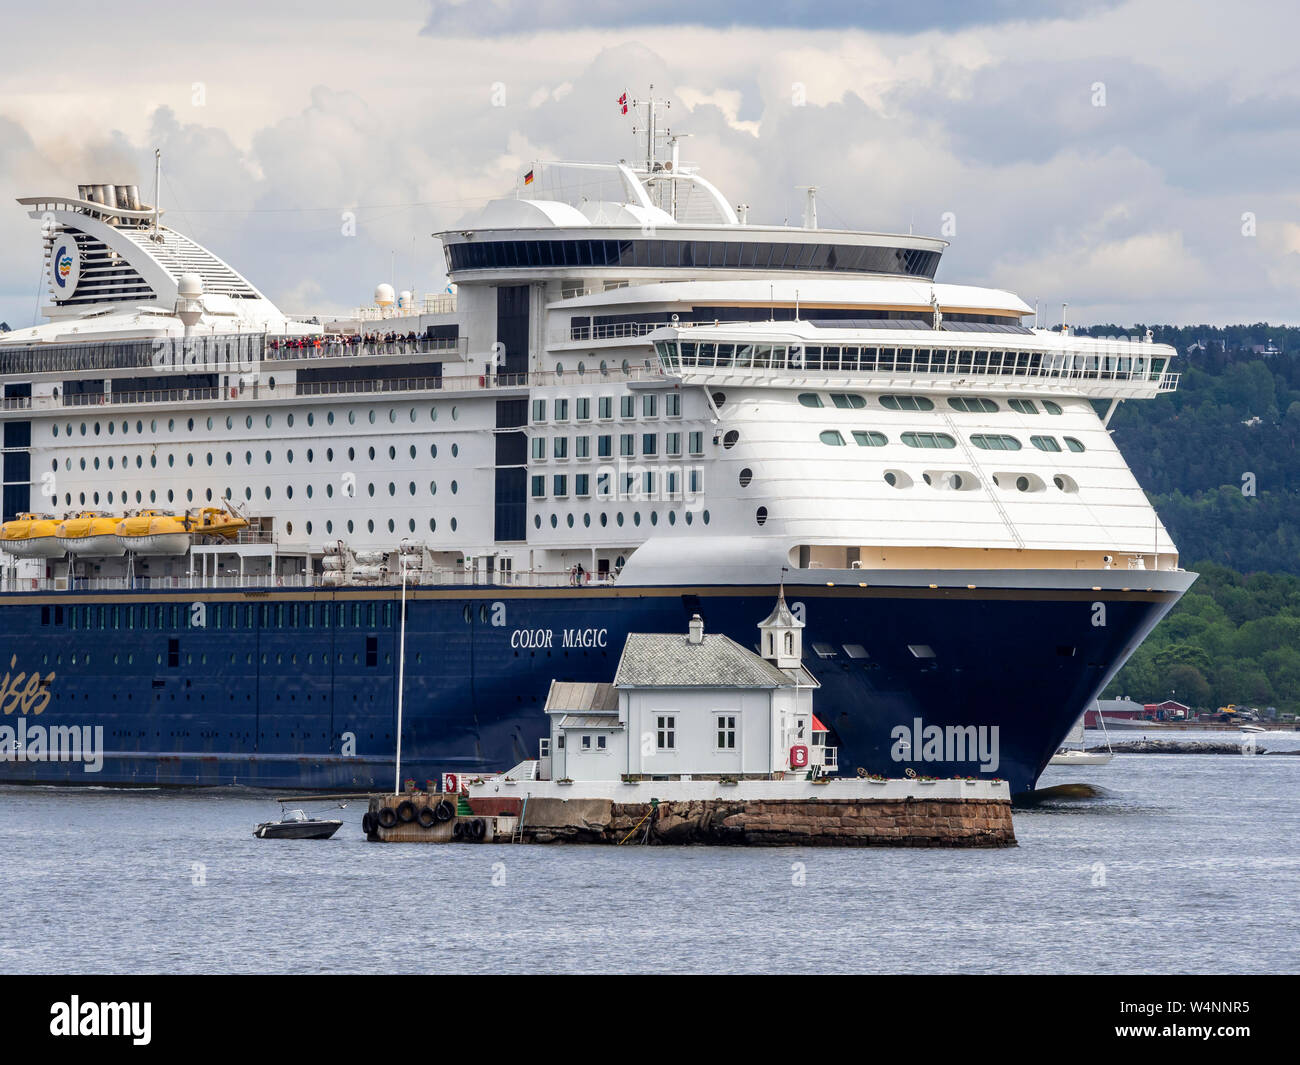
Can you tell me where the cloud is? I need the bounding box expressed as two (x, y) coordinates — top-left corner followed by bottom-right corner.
(422, 0), (1123, 35)
(3, 1), (1300, 329)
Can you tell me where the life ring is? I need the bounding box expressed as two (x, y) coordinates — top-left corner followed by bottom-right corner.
(396, 799), (417, 823)
(434, 799), (454, 823)
(362, 811), (376, 834)
(452, 820), (465, 840)
(377, 806), (398, 829)
(416, 805), (437, 828)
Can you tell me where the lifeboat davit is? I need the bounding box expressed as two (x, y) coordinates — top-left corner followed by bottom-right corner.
(0, 513), (64, 558)
(55, 512), (127, 556)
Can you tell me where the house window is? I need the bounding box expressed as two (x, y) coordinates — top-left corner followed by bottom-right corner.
(556, 735), (564, 750)
(581, 735), (591, 750)
(656, 715), (676, 750)
(597, 735), (607, 750)
(716, 714), (736, 750)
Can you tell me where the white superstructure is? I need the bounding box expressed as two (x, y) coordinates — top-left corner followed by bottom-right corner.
(0, 137), (1182, 592)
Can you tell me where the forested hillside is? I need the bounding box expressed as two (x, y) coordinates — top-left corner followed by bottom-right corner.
(1070, 324), (1300, 709)
(1076, 324), (1300, 575)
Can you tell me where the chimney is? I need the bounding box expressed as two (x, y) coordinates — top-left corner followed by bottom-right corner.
(687, 614), (704, 645)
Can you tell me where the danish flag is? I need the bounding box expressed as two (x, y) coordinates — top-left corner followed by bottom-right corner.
(618, 92), (628, 115)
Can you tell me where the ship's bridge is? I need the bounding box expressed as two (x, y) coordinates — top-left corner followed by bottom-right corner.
(648, 319), (1180, 400)
(439, 161), (947, 282)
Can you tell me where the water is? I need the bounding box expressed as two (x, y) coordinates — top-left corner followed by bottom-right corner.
(3, 730), (1297, 974)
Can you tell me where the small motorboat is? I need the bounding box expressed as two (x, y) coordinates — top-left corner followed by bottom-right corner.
(1239, 724), (1266, 734)
(254, 808), (343, 840)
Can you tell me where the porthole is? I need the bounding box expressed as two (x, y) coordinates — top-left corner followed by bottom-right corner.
(287, 413), (294, 428)
(566, 514), (575, 527)
(534, 515), (542, 529)
(739, 468), (753, 487)
(451, 443), (459, 457)
(264, 415), (272, 428)
(450, 518), (457, 531)
(307, 412), (314, 426)
(616, 512), (624, 527)
(755, 507), (768, 526)
(451, 481), (458, 494)
(1016, 476), (1030, 492)
(722, 430), (739, 449)
(550, 514), (558, 528)
(328, 411), (336, 425)
(702, 510), (710, 524)
(388, 409), (397, 424)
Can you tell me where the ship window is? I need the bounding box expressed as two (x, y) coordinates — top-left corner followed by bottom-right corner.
(1054, 474), (1079, 493)
(820, 430), (846, 446)
(901, 431), (955, 449)
(908, 644), (936, 659)
(1044, 401), (1064, 415)
(971, 434), (1022, 451)
(643, 394), (657, 417)
(739, 467), (753, 487)
(532, 399), (547, 422)
(830, 393), (866, 409)
(1009, 399), (1038, 415)
(879, 395), (935, 411)
(620, 395), (635, 418)
(844, 644), (869, 659)
(689, 432), (704, 456)
(1031, 435), (1062, 452)
(949, 397), (998, 413)
(755, 506), (769, 526)
(1064, 437), (1086, 452)
(798, 393), (823, 408)
(812, 642), (837, 659)
(852, 431), (887, 447)
(666, 394), (681, 417)
(722, 430), (739, 449)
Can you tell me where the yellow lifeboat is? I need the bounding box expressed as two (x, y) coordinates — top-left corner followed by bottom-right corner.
(114, 507), (247, 555)
(115, 510), (191, 556)
(190, 507), (248, 540)
(54, 511), (127, 557)
(0, 513), (64, 558)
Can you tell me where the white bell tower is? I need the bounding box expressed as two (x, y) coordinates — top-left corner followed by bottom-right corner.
(758, 583), (803, 669)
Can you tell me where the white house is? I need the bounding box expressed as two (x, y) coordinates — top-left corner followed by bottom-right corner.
(541, 590), (833, 782)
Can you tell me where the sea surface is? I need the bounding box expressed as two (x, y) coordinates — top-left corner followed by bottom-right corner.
(2, 729), (1297, 974)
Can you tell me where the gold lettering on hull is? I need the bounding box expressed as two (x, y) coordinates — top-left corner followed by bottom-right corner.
(0, 655), (55, 716)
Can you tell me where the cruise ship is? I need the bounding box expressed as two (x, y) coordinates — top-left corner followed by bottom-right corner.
(0, 111), (1193, 793)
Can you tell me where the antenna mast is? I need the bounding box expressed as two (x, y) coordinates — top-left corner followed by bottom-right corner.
(631, 84), (671, 171)
(152, 148), (161, 240)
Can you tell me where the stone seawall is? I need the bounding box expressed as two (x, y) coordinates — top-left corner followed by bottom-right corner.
(521, 796), (1015, 847)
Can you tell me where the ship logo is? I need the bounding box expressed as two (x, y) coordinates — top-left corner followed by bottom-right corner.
(51, 239), (80, 296)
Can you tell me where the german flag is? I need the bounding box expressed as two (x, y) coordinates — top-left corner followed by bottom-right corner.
(523, 169), (534, 185)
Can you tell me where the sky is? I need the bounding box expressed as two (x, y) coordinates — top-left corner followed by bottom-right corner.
(0, 0), (1297, 328)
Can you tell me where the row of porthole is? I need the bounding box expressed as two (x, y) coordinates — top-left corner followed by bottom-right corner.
(52, 406), (462, 438)
(881, 470), (1079, 493)
(533, 510), (712, 530)
(819, 429), (1086, 452)
(58, 480), (456, 506)
(57, 441), (458, 473)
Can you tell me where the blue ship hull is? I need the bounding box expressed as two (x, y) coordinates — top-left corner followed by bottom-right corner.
(0, 580), (1182, 794)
